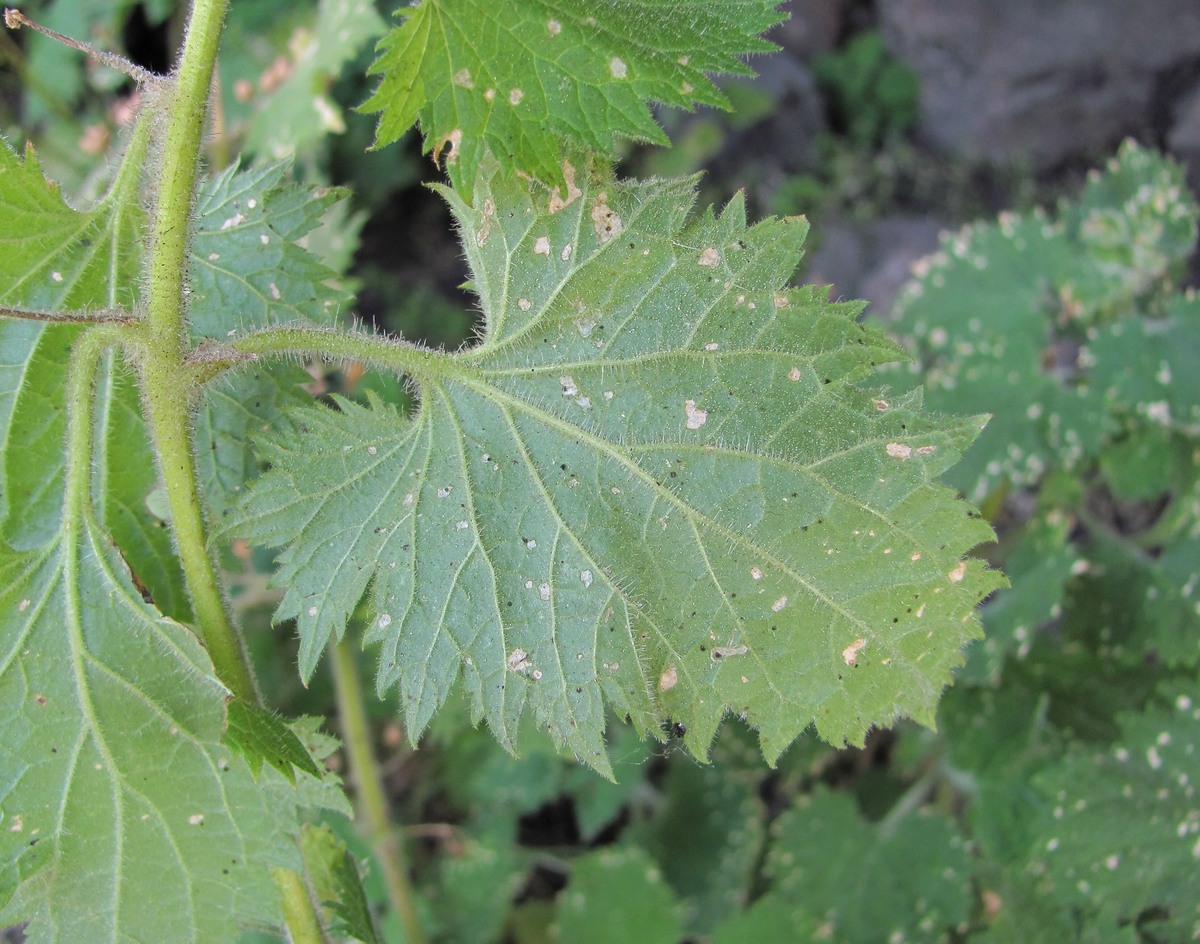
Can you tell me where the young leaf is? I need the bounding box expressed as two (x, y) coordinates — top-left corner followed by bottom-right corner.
(299, 823), (382, 944)
(224, 699), (324, 782)
(362, 0), (784, 195)
(229, 159), (1001, 773)
(0, 525), (299, 942)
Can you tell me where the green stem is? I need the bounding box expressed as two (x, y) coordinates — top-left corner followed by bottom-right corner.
(64, 327), (128, 524)
(272, 867), (328, 944)
(230, 326), (449, 380)
(135, 0), (257, 702)
(330, 637), (427, 944)
(145, 0), (226, 352)
(0, 305), (134, 324)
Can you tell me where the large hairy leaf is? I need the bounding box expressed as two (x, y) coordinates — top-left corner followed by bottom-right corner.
(0, 521), (298, 942)
(362, 0), (783, 195)
(229, 159), (1001, 774)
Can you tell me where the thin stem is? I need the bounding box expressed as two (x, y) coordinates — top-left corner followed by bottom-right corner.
(63, 327), (127, 524)
(145, 0), (225, 352)
(330, 637), (427, 944)
(230, 325), (449, 380)
(4, 8), (157, 84)
(140, 365), (257, 700)
(272, 867), (328, 944)
(0, 305), (134, 325)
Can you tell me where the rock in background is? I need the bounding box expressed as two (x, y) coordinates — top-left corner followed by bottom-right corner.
(878, 0), (1200, 177)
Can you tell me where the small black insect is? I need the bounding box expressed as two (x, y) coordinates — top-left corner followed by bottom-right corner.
(660, 719), (686, 739)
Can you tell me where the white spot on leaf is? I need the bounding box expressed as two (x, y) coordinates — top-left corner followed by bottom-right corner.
(842, 638), (867, 666)
(507, 649), (531, 671)
(508, 88), (524, 106)
(534, 236), (551, 256)
(452, 68), (473, 89)
(887, 442), (913, 459)
(591, 193), (622, 242)
(560, 375), (578, 397)
(580, 569), (593, 587)
(698, 247), (720, 267)
(948, 561), (967, 583)
(610, 57), (627, 79)
(771, 596), (788, 612)
(659, 665), (678, 691)
(518, 297), (532, 311)
(684, 399), (708, 429)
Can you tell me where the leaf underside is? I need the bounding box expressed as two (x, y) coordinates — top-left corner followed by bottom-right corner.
(362, 0), (784, 196)
(0, 522), (297, 942)
(230, 158), (1002, 775)
(0, 136), (348, 941)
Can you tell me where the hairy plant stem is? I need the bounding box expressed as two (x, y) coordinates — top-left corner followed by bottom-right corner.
(330, 637), (427, 944)
(230, 324), (450, 380)
(64, 327), (127, 526)
(136, 0), (257, 704)
(136, 2), (325, 934)
(272, 867), (329, 944)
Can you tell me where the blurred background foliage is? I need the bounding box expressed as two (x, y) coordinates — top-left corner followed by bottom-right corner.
(3, 1), (1199, 941)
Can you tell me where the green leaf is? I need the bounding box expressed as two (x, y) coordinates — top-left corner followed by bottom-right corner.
(709, 897), (824, 944)
(633, 759), (765, 932)
(763, 788), (972, 944)
(887, 142), (1198, 502)
(196, 365), (312, 523)
(963, 513), (1080, 683)
(1085, 291), (1200, 437)
(1029, 684), (1200, 941)
(0, 525), (299, 942)
(229, 160), (1001, 774)
(0, 135), (145, 544)
(224, 700), (323, 782)
(299, 823), (381, 944)
(888, 211), (1101, 501)
(243, 0), (387, 160)
(1064, 138), (1198, 313)
(555, 846), (683, 944)
(432, 825), (524, 944)
(188, 161), (352, 339)
(0, 134), (191, 618)
(362, 0), (784, 196)
(0, 138), (142, 315)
